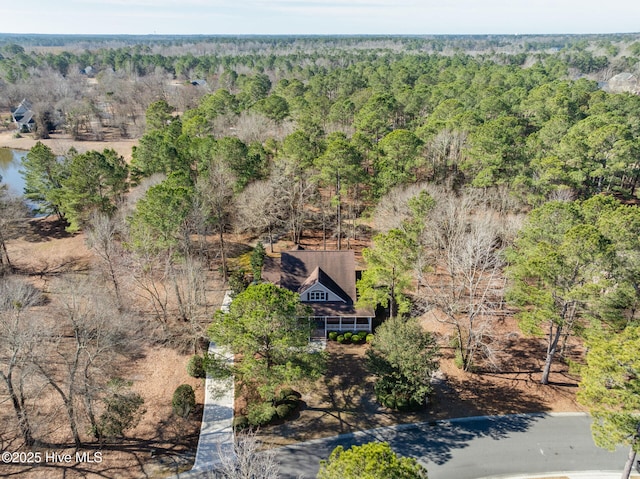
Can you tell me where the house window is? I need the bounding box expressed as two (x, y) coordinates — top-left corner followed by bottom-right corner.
(309, 291), (327, 301)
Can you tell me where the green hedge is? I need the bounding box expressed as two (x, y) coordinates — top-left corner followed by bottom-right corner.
(172, 384), (196, 418)
(330, 331), (373, 344)
(187, 355), (206, 378)
(232, 415), (249, 431)
(247, 402), (277, 427)
(242, 388), (302, 428)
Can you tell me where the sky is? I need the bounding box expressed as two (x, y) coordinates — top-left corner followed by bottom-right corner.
(1, 0), (639, 36)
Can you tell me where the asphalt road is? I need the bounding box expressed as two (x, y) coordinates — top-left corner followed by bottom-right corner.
(275, 413), (630, 479)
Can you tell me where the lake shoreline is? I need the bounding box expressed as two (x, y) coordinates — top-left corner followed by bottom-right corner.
(0, 131), (137, 161)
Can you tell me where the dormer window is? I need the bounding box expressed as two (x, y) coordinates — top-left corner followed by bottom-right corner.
(309, 291), (327, 301)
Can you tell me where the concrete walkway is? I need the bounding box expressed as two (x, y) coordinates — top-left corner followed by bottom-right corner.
(190, 343), (234, 471)
(189, 291), (235, 474)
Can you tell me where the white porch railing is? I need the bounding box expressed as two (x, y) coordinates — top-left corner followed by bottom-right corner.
(308, 316), (372, 339)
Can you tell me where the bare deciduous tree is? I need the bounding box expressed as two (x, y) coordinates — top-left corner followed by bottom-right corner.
(85, 212), (125, 308)
(33, 277), (134, 447)
(271, 158), (317, 245)
(211, 431), (281, 479)
(235, 178), (286, 253)
(0, 276), (42, 446)
(197, 160), (235, 281)
(424, 129), (467, 186)
(372, 183), (430, 233)
(231, 111), (294, 144)
(130, 248), (171, 328)
(0, 183), (29, 274)
(421, 190), (509, 371)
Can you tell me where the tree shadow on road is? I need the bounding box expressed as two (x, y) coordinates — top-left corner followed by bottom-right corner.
(277, 413), (545, 478)
(384, 413), (543, 465)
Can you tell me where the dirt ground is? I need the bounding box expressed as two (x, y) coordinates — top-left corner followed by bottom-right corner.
(0, 130), (138, 160)
(257, 323), (584, 448)
(2, 218), (211, 479)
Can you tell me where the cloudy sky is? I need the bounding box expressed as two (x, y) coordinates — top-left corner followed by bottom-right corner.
(1, 0), (638, 35)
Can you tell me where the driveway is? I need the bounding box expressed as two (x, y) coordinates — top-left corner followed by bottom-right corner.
(276, 413), (631, 479)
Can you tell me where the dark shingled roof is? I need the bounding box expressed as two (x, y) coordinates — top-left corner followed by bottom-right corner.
(298, 266), (352, 304)
(278, 250), (373, 318)
(281, 251), (356, 302)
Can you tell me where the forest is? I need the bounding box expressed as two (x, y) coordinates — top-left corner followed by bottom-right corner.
(1, 33), (640, 478)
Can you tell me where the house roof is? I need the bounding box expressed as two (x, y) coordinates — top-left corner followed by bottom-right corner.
(11, 99), (34, 128)
(298, 266), (352, 303)
(12, 99), (32, 117)
(281, 251), (356, 302)
(277, 250), (374, 318)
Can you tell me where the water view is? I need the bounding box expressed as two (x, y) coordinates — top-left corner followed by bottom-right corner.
(0, 148), (27, 197)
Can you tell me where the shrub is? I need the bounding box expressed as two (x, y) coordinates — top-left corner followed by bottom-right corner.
(336, 335), (345, 343)
(277, 387), (300, 402)
(95, 378), (145, 439)
(344, 332), (353, 341)
(328, 331), (338, 341)
(247, 402), (277, 427)
(228, 268), (249, 296)
(366, 333), (374, 343)
(454, 350), (467, 370)
(187, 354), (206, 378)
(383, 395), (397, 409)
(352, 333), (364, 344)
(233, 415), (249, 431)
(276, 403), (294, 419)
(172, 384), (196, 418)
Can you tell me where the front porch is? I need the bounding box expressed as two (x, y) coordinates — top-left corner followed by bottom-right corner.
(309, 316), (372, 339)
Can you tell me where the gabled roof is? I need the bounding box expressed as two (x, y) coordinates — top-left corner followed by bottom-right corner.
(12, 99), (35, 129)
(280, 250), (357, 303)
(268, 250), (374, 318)
(298, 266), (351, 303)
(12, 99), (32, 117)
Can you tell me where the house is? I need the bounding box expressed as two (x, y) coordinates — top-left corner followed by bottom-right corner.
(81, 66), (95, 77)
(603, 72), (639, 94)
(264, 250), (374, 338)
(11, 99), (35, 132)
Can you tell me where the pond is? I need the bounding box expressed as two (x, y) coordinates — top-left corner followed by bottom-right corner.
(0, 148), (27, 197)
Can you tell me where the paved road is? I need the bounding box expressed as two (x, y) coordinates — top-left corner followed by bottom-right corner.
(276, 413), (631, 479)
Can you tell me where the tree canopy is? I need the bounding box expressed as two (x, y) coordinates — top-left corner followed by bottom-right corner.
(507, 197), (640, 384)
(367, 316), (439, 410)
(208, 283), (324, 400)
(317, 441), (428, 479)
(577, 326), (640, 478)
(357, 229), (415, 319)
